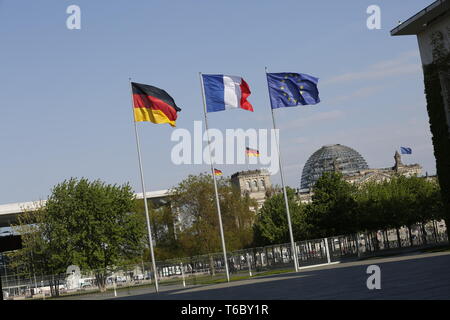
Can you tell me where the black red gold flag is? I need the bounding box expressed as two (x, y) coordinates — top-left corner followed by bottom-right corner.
(246, 147), (260, 157)
(132, 82), (181, 127)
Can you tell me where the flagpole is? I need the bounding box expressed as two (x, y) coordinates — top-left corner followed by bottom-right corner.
(265, 68), (300, 272)
(129, 78), (160, 293)
(246, 151), (250, 171)
(199, 72), (231, 283)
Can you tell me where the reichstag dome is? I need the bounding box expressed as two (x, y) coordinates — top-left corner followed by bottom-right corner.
(300, 144), (369, 190)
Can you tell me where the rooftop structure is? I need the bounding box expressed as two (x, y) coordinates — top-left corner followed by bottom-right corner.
(230, 169), (272, 209)
(300, 144), (369, 190)
(298, 148), (422, 203)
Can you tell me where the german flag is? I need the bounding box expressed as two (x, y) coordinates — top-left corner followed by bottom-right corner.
(214, 168), (223, 176)
(246, 147), (260, 157)
(132, 82), (181, 127)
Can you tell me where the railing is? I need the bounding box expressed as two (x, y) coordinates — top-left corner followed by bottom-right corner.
(1, 224), (448, 300)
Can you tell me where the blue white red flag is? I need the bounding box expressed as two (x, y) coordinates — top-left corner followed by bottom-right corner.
(202, 74), (254, 112)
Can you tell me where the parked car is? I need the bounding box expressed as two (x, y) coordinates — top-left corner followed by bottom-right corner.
(133, 274), (145, 281)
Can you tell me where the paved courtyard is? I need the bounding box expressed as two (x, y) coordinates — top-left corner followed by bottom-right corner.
(61, 251), (450, 300)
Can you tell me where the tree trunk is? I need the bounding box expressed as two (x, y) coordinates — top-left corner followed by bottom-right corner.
(408, 226), (414, 247)
(372, 232), (380, 251)
(366, 233), (371, 251)
(446, 218), (450, 243)
(209, 255), (216, 276)
(364, 233), (372, 252)
(338, 238), (343, 256)
(49, 275), (59, 297)
(396, 228), (402, 248)
(55, 278), (60, 297)
(384, 230), (390, 249)
(421, 223), (428, 245)
(50, 277), (54, 297)
(272, 247), (276, 263)
(366, 233), (372, 252)
(95, 273), (107, 292)
(432, 220), (438, 243)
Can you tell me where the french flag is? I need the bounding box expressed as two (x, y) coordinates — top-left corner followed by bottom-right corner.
(202, 74), (254, 112)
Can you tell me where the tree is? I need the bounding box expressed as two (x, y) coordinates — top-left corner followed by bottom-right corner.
(401, 176), (443, 244)
(136, 200), (182, 261)
(170, 173), (256, 257)
(9, 205), (61, 295)
(304, 172), (358, 238)
(253, 187), (307, 246)
(12, 178), (146, 295)
(390, 177), (415, 246)
(219, 185), (256, 250)
(355, 175), (444, 247)
(355, 180), (393, 249)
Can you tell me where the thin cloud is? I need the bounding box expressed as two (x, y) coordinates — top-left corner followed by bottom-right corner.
(283, 110), (344, 130)
(321, 51), (422, 86)
(326, 85), (385, 105)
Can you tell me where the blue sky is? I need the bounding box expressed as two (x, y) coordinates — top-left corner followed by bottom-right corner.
(0, 0), (436, 204)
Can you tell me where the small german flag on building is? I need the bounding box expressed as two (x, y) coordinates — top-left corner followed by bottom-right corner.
(132, 82), (181, 127)
(214, 168), (223, 176)
(246, 147), (260, 157)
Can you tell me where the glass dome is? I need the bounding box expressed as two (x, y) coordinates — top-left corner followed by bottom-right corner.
(300, 144), (369, 190)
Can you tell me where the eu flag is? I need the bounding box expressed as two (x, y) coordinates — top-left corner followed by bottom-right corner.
(400, 147), (412, 154)
(267, 72), (320, 109)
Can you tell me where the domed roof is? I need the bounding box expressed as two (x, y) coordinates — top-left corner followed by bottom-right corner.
(300, 144), (369, 190)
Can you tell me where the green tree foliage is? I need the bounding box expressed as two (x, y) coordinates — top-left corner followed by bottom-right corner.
(11, 178), (146, 295)
(135, 200), (183, 261)
(357, 177), (414, 247)
(8, 206), (60, 294)
(304, 172), (358, 238)
(357, 176), (443, 229)
(252, 173), (445, 247)
(253, 187), (306, 245)
(170, 173), (255, 257)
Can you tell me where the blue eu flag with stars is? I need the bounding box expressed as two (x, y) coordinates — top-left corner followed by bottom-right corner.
(267, 72), (320, 109)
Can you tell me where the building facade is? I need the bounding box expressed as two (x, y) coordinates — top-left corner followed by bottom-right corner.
(230, 169), (272, 209)
(300, 144), (369, 191)
(344, 151), (422, 185)
(298, 145), (422, 203)
(391, 0), (450, 237)
(392, 0), (450, 135)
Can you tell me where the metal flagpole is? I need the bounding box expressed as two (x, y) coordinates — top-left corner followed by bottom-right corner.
(129, 78), (160, 293)
(265, 67), (300, 272)
(199, 72), (231, 282)
(246, 151), (250, 171)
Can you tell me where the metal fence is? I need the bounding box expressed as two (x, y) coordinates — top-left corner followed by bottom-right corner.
(1, 222), (448, 300)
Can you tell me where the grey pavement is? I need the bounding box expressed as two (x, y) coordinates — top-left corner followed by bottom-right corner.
(62, 251), (450, 300)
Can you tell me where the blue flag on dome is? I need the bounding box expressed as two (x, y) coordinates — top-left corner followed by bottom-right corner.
(400, 147), (412, 154)
(266, 72), (320, 109)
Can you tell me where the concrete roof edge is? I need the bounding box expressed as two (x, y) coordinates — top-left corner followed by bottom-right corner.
(391, 0), (450, 36)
